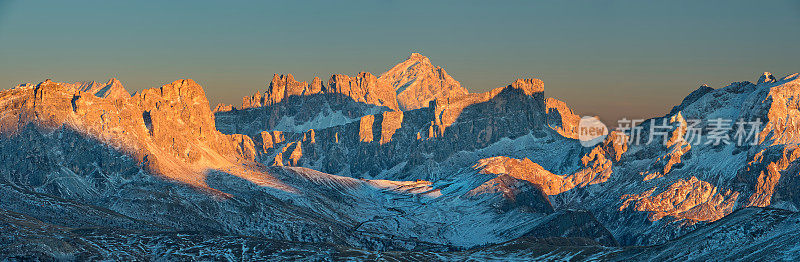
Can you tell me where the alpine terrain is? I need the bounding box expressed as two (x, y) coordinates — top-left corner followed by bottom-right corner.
(2, 54), (800, 261)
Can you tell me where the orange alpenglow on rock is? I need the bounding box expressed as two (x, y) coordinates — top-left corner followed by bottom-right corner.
(379, 53), (468, 111)
(328, 72), (400, 111)
(213, 103), (234, 113)
(545, 97), (580, 139)
(5, 78), (294, 195)
(427, 78), (545, 137)
(619, 176), (739, 223)
(379, 111), (403, 144)
(359, 115), (375, 142)
(265, 74), (312, 106)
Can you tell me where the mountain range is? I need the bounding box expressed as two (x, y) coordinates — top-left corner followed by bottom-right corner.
(2, 54), (800, 261)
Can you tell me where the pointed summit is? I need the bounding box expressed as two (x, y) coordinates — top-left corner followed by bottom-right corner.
(81, 78), (130, 99)
(379, 53), (468, 111)
(406, 52), (432, 64)
(757, 72), (777, 85)
(98, 78), (130, 99)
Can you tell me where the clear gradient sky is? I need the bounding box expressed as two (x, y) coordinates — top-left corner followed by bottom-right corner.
(1, 0), (798, 122)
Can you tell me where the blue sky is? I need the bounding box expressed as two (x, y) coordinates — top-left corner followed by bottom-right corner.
(0, 0), (798, 121)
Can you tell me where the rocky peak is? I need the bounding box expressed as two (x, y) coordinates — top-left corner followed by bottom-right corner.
(133, 79), (218, 141)
(240, 74), (314, 109)
(406, 53), (432, 64)
(213, 103), (234, 113)
(73, 78), (130, 99)
(476, 78), (545, 102)
(40, 79), (54, 87)
(95, 78), (130, 99)
(158, 79), (207, 104)
(508, 78), (545, 96)
(327, 72), (399, 110)
(309, 76), (324, 94)
(758, 72), (777, 85)
(265, 74), (310, 106)
(242, 91), (263, 109)
(379, 53), (468, 111)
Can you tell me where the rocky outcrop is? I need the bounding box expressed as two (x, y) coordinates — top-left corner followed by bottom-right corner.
(545, 98), (580, 139)
(358, 115), (375, 143)
(758, 72), (777, 85)
(742, 145), (800, 207)
(265, 74), (312, 106)
(474, 147), (621, 197)
(79, 78), (130, 99)
(0, 78), (270, 192)
(758, 73), (800, 145)
(640, 113), (691, 181)
(619, 176), (739, 223)
(230, 134), (257, 161)
(475, 156), (573, 195)
(135, 79), (220, 150)
(379, 53), (468, 110)
(429, 78), (545, 138)
(259, 130), (284, 152)
(218, 54), (468, 139)
(213, 103), (234, 113)
(309, 76), (324, 94)
(241, 90), (263, 109)
(239, 74), (315, 109)
(466, 173), (555, 213)
(379, 111), (403, 145)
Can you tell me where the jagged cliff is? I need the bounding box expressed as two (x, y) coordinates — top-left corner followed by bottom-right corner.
(234, 53), (467, 113)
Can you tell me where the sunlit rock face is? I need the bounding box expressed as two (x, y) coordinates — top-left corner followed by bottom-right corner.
(212, 103), (234, 113)
(379, 53), (468, 111)
(619, 176), (739, 222)
(0, 78), (269, 191)
(78, 78), (130, 99)
(327, 72), (400, 111)
(215, 73), (392, 135)
(474, 156), (573, 195)
(545, 97), (580, 139)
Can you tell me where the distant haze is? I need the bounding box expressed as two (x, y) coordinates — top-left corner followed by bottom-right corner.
(0, 0), (798, 123)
